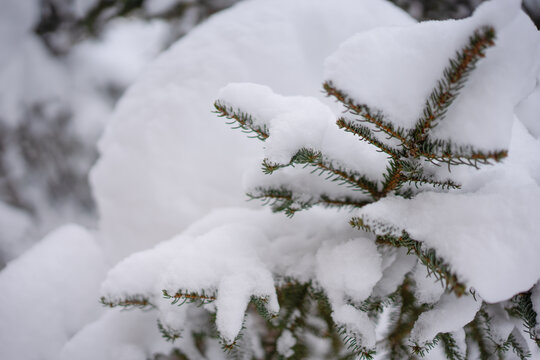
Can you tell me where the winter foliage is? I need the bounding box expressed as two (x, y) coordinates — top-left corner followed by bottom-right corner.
(1, 0), (540, 359)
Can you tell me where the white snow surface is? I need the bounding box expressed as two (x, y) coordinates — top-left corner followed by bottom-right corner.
(0, 225), (107, 360)
(517, 76), (540, 138)
(411, 263), (445, 305)
(59, 309), (176, 360)
(90, 0), (414, 262)
(410, 293), (481, 343)
(325, 0), (540, 150)
(372, 249), (417, 298)
(333, 304), (377, 348)
(316, 238), (382, 304)
(276, 330), (296, 358)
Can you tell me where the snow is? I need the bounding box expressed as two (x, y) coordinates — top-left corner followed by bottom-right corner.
(484, 303), (514, 344)
(372, 249), (417, 298)
(316, 238), (382, 303)
(0, 225), (107, 360)
(324, 0), (540, 150)
(59, 310), (176, 360)
(411, 263), (445, 305)
(333, 304), (377, 348)
(516, 77), (540, 138)
(277, 329), (296, 358)
(410, 293), (481, 343)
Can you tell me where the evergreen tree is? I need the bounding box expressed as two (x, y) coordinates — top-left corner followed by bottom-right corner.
(101, 5), (540, 359)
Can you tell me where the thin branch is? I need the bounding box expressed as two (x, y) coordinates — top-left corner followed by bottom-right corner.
(412, 26), (496, 142)
(214, 101), (269, 140)
(337, 117), (401, 158)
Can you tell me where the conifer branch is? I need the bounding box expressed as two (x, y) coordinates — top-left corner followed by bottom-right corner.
(418, 139), (507, 168)
(214, 101), (269, 140)
(507, 333), (532, 360)
(412, 26), (496, 142)
(336, 326), (376, 360)
(507, 292), (540, 347)
(249, 185), (374, 215)
(318, 194), (372, 209)
(352, 219), (466, 296)
(477, 307), (532, 359)
(354, 289), (401, 320)
(411, 332), (464, 360)
(262, 148), (381, 199)
(336, 117), (400, 157)
(386, 277), (430, 358)
(377, 232), (466, 296)
(439, 333), (466, 360)
(405, 175), (461, 190)
(163, 289), (217, 306)
(324, 81), (410, 146)
(157, 319), (182, 342)
(250, 296), (278, 321)
(247, 186), (300, 215)
(381, 160), (404, 193)
(100, 295), (155, 309)
(466, 316), (491, 359)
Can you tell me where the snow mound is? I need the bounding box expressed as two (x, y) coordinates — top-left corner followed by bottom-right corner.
(0, 225), (107, 360)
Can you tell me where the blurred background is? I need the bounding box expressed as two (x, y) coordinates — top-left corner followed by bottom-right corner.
(0, 0), (538, 268)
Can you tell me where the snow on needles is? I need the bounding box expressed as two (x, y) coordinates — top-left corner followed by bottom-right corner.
(101, 208), (382, 344)
(410, 293), (481, 343)
(217, 83), (389, 179)
(325, 0), (540, 150)
(359, 119), (540, 303)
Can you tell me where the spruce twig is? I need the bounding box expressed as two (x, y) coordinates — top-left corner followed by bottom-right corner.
(157, 319), (182, 342)
(214, 101), (269, 140)
(163, 289), (217, 306)
(262, 148), (381, 199)
(248, 185), (371, 216)
(324, 82), (410, 147)
(351, 219), (466, 296)
(100, 295), (155, 309)
(507, 292), (540, 347)
(336, 117), (401, 158)
(411, 26), (496, 143)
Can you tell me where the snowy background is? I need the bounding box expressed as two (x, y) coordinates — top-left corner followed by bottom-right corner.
(1, 0), (540, 359)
